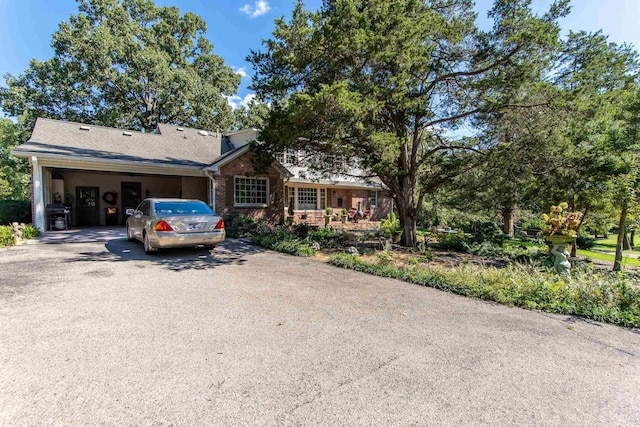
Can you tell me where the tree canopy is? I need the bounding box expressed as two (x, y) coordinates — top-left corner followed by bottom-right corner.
(249, 0), (569, 246)
(0, 0), (240, 132)
(0, 119), (30, 200)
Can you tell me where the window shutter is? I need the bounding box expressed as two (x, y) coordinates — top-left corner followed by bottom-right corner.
(225, 176), (234, 207)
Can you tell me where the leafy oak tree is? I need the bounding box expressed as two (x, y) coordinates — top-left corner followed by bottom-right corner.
(233, 98), (270, 130)
(0, 119), (30, 200)
(0, 0), (240, 132)
(249, 0), (569, 246)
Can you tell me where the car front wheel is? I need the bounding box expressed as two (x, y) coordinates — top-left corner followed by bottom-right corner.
(126, 225), (135, 242)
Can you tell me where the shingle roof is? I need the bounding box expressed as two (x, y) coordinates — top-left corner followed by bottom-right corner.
(13, 118), (230, 167)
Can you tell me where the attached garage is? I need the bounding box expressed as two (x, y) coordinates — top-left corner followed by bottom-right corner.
(13, 119), (221, 230)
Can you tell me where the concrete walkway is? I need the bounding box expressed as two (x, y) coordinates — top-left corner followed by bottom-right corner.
(28, 226), (127, 244)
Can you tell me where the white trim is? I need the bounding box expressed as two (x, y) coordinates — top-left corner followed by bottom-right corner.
(32, 156), (45, 231)
(14, 152), (205, 177)
(286, 177), (381, 190)
(225, 128), (259, 137)
(204, 146), (251, 173)
(233, 176), (269, 207)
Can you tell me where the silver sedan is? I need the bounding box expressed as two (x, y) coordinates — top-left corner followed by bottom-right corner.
(126, 198), (225, 254)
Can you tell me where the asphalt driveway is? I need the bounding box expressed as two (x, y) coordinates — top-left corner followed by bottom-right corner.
(1, 236), (639, 426)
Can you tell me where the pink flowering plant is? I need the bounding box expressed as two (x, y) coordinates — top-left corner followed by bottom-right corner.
(541, 202), (582, 237)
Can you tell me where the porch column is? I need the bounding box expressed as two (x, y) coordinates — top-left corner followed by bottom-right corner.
(32, 156), (45, 231)
(206, 172), (216, 214)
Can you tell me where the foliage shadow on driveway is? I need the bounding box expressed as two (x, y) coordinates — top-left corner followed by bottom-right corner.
(66, 238), (265, 272)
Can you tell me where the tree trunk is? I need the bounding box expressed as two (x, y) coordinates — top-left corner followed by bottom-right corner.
(630, 229), (636, 249)
(501, 206), (515, 237)
(395, 194), (417, 247)
(623, 231), (632, 251)
(613, 199), (628, 272)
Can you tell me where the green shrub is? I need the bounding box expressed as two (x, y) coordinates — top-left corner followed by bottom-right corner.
(576, 232), (596, 250)
(225, 225), (241, 238)
(248, 221), (316, 257)
(328, 253), (640, 328)
(294, 222), (310, 238)
(491, 233), (513, 246)
(462, 241), (537, 262)
(20, 224), (41, 239)
(0, 225), (13, 247)
(521, 217), (545, 230)
(474, 221), (501, 243)
(223, 213), (257, 238)
(379, 212), (402, 238)
(435, 232), (474, 251)
(272, 238), (316, 257)
(309, 227), (343, 248)
(377, 250), (393, 265)
(0, 201), (31, 225)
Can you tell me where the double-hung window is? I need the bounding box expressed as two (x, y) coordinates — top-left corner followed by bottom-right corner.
(369, 190), (378, 208)
(234, 176), (268, 206)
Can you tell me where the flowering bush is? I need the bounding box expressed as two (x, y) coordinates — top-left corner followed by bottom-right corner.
(541, 203), (582, 237)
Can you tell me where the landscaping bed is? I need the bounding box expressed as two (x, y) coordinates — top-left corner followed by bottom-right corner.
(233, 215), (639, 328)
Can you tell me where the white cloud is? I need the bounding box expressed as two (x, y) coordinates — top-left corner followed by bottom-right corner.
(239, 0), (271, 18)
(227, 93), (257, 110)
(233, 66), (248, 79)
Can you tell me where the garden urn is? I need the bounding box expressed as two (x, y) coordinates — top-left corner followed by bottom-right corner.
(545, 235), (575, 275)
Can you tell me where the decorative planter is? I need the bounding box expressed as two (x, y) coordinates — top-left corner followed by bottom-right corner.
(544, 235), (575, 275)
(324, 215), (332, 226)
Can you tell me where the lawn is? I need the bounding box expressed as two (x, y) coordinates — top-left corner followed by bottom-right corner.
(591, 235), (637, 254)
(576, 249), (640, 268)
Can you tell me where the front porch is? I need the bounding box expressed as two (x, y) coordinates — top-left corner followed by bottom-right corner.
(284, 183), (392, 224)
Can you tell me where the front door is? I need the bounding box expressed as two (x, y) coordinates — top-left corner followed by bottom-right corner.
(121, 182), (142, 223)
(76, 187), (100, 226)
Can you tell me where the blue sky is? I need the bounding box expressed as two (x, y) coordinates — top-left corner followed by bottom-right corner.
(1, 0), (639, 112)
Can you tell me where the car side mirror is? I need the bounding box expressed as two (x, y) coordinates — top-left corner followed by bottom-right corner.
(125, 208), (135, 216)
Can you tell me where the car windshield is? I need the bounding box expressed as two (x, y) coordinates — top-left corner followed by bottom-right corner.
(154, 201), (213, 216)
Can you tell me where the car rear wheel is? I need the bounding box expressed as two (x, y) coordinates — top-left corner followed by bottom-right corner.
(143, 232), (157, 254)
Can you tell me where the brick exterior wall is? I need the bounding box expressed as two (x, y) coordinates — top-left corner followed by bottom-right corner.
(369, 194), (392, 221)
(215, 151), (284, 223)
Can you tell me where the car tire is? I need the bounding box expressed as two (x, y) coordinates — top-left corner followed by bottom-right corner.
(126, 225), (135, 242)
(205, 244), (216, 250)
(143, 232), (157, 255)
